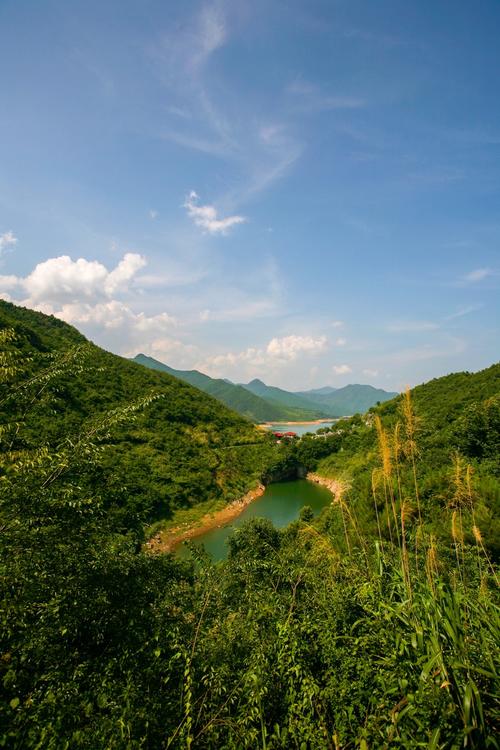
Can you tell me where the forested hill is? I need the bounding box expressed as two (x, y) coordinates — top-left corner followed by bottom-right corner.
(0, 300), (273, 528)
(2, 298), (499, 748)
(132, 353), (315, 422)
(316, 362), (500, 551)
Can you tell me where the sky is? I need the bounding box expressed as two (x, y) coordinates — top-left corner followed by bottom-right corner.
(0, 0), (499, 391)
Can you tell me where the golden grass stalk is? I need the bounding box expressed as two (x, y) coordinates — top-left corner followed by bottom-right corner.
(371, 468), (384, 551)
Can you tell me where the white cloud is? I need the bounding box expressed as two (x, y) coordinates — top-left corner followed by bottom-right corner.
(0, 274), (20, 291)
(199, 334), (328, 379)
(462, 268), (493, 283)
(184, 190), (246, 234)
(363, 368), (379, 378)
(0, 252), (146, 305)
(149, 209), (158, 219)
(266, 334), (327, 360)
(0, 231), (17, 256)
(335, 337), (347, 346)
(194, 3), (226, 68)
(333, 364), (352, 375)
(331, 320), (344, 328)
(55, 300), (176, 333)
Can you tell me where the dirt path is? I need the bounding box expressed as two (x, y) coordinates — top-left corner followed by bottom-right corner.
(146, 483), (266, 554)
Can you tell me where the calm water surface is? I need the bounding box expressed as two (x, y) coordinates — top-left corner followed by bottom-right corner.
(177, 479), (332, 562)
(265, 421), (339, 437)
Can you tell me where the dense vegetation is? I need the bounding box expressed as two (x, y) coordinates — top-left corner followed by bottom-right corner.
(1, 300), (499, 748)
(0, 300), (276, 532)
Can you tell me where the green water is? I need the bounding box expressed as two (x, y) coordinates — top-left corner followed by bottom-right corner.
(177, 479), (333, 562)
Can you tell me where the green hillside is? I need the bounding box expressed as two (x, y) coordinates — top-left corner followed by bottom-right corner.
(317, 363), (500, 552)
(2, 301), (499, 748)
(297, 383), (398, 415)
(242, 378), (330, 418)
(0, 300), (274, 529)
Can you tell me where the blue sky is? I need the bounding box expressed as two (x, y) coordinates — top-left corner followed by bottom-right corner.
(0, 0), (498, 391)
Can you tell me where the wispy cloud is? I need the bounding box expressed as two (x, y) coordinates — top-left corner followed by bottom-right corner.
(286, 78), (365, 112)
(462, 267), (493, 283)
(444, 305), (482, 321)
(387, 320), (439, 333)
(0, 230), (17, 256)
(184, 190), (246, 234)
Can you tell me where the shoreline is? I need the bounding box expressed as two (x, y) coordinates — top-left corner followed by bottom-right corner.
(146, 483), (266, 554)
(260, 418), (338, 427)
(306, 472), (346, 502)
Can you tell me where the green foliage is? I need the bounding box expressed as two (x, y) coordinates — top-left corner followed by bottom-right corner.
(0, 300), (277, 530)
(1, 304), (499, 748)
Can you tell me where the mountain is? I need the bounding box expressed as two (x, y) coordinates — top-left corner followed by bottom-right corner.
(132, 354), (316, 422)
(0, 300), (275, 526)
(304, 386), (337, 396)
(241, 378), (330, 418)
(296, 384), (398, 416)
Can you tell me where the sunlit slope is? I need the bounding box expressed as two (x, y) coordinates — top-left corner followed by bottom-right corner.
(0, 300), (273, 525)
(318, 363), (500, 551)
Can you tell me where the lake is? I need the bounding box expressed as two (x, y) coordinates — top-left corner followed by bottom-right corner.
(177, 479), (333, 562)
(265, 420), (339, 437)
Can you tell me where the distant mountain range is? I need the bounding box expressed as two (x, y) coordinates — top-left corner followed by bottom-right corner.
(133, 354), (397, 422)
(294, 384), (399, 416)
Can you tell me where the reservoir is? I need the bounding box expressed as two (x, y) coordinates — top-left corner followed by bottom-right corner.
(264, 420), (339, 437)
(177, 479), (333, 562)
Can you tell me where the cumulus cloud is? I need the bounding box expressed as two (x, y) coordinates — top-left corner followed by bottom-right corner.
(0, 231), (17, 256)
(0, 251), (187, 360)
(335, 337), (347, 346)
(266, 334), (327, 361)
(199, 334), (328, 379)
(0, 252), (146, 305)
(331, 320), (344, 328)
(363, 368), (379, 378)
(55, 300), (176, 332)
(332, 364), (352, 375)
(184, 191), (246, 234)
